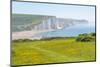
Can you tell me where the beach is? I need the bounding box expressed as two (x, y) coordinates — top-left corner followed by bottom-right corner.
(12, 29), (54, 40)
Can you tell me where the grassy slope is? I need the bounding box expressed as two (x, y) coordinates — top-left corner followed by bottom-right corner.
(12, 14), (54, 32)
(12, 38), (95, 65)
(12, 14), (45, 25)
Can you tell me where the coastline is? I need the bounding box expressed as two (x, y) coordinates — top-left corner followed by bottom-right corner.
(12, 30), (54, 40)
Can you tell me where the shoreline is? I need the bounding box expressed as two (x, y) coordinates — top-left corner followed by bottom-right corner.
(12, 30), (54, 40)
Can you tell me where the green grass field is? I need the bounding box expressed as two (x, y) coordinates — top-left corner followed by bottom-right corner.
(12, 38), (95, 66)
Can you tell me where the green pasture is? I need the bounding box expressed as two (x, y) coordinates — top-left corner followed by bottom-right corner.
(12, 38), (95, 66)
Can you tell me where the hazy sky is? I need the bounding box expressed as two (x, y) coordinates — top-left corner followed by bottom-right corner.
(12, 1), (95, 22)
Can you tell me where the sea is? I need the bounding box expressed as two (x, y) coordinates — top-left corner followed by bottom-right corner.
(38, 22), (95, 38)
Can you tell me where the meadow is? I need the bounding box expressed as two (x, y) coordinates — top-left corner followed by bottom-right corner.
(12, 38), (95, 66)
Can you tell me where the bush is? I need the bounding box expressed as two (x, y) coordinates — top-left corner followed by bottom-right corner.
(76, 33), (95, 42)
(90, 33), (96, 36)
(12, 39), (33, 42)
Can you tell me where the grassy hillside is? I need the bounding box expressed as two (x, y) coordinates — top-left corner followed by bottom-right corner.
(12, 14), (54, 32)
(12, 38), (95, 66)
(12, 14), (45, 25)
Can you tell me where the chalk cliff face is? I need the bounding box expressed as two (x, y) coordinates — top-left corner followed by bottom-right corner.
(12, 14), (88, 40)
(30, 18), (88, 31)
(12, 14), (88, 32)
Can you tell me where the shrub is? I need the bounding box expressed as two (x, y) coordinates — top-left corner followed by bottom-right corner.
(76, 33), (95, 42)
(90, 33), (96, 36)
(12, 39), (33, 42)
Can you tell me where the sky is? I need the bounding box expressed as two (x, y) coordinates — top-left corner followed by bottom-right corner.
(12, 1), (95, 23)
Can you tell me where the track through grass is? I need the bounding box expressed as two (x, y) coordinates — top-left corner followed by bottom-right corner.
(12, 38), (95, 65)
